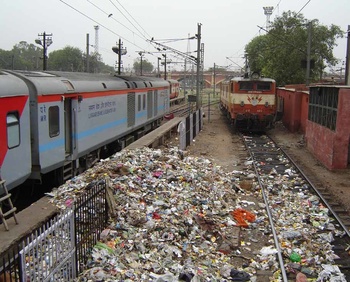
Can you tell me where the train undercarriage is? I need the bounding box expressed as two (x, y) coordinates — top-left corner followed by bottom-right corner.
(220, 103), (274, 132)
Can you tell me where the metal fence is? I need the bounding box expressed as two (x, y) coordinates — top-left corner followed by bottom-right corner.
(0, 180), (108, 282)
(19, 210), (76, 281)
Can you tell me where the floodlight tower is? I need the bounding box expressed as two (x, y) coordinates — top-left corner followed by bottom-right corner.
(263, 6), (273, 31)
(94, 25), (99, 54)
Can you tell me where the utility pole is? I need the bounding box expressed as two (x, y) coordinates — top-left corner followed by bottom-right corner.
(157, 57), (161, 77)
(112, 39), (127, 75)
(208, 63), (216, 122)
(183, 58), (187, 100)
(118, 39), (122, 75)
(139, 52), (144, 75)
(196, 23), (202, 110)
(345, 25), (350, 85)
(35, 32), (53, 71)
(162, 53), (167, 80)
(306, 21), (312, 86)
(86, 33), (90, 73)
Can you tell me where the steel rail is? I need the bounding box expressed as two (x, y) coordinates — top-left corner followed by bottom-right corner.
(268, 135), (350, 238)
(242, 134), (289, 282)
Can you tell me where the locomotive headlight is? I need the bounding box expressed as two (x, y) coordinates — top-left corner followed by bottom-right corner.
(240, 101), (245, 107)
(265, 101), (269, 107)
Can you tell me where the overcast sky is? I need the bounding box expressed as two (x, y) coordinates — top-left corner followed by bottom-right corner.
(1, 0), (349, 73)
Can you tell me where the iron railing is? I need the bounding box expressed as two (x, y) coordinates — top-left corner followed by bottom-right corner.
(0, 179), (108, 282)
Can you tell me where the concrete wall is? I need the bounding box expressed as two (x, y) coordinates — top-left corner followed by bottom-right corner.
(277, 87), (309, 134)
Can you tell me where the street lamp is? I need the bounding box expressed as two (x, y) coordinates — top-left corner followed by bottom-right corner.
(35, 32), (53, 71)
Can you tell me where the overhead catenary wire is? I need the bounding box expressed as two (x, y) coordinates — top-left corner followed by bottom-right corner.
(87, 0), (146, 42)
(59, 0), (185, 65)
(108, 0), (149, 41)
(296, 0), (312, 16)
(111, 0), (152, 40)
(59, 0), (148, 54)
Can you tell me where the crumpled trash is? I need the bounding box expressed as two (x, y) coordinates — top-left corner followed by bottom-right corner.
(259, 246), (278, 258)
(230, 269), (251, 281)
(317, 264), (346, 282)
(289, 252), (301, 262)
(45, 143), (347, 281)
(296, 272), (307, 282)
(231, 208), (256, 228)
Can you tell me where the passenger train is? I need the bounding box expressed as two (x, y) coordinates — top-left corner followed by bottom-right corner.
(0, 70), (179, 193)
(220, 72), (277, 131)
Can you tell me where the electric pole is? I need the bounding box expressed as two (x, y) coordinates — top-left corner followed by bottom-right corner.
(345, 25), (350, 85)
(196, 23), (202, 110)
(35, 32), (53, 71)
(112, 39), (127, 75)
(162, 53), (167, 79)
(139, 51), (144, 75)
(306, 21), (312, 86)
(157, 57), (161, 77)
(86, 34), (90, 72)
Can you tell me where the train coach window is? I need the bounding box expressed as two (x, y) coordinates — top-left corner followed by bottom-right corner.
(7, 112), (20, 149)
(49, 106), (60, 137)
(256, 82), (271, 91)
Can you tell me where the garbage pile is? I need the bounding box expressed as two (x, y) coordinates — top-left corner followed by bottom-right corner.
(46, 146), (347, 281)
(48, 146), (270, 281)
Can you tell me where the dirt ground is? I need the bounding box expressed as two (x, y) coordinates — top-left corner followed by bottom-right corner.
(180, 104), (350, 213)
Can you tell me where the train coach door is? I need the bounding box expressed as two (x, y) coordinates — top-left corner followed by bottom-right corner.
(64, 98), (73, 155)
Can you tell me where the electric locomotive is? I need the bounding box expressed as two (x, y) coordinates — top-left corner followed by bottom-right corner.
(220, 72), (276, 131)
(168, 79), (180, 99)
(0, 70), (176, 193)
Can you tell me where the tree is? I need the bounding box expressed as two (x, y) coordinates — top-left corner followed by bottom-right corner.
(48, 46), (84, 71)
(133, 59), (154, 74)
(245, 11), (343, 85)
(1, 41), (115, 73)
(0, 49), (15, 69)
(0, 41), (42, 70)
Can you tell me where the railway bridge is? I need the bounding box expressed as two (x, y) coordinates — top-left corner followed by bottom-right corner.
(165, 71), (241, 88)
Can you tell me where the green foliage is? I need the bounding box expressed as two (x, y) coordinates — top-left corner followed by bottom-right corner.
(245, 11), (343, 86)
(48, 46), (84, 71)
(133, 59), (154, 74)
(0, 42), (114, 73)
(0, 41), (42, 70)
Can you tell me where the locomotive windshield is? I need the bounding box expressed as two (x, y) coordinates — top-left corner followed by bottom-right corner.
(238, 81), (271, 91)
(239, 82), (254, 91)
(256, 82), (271, 91)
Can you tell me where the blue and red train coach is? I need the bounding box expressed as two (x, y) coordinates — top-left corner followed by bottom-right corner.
(0, 70), (174, 193)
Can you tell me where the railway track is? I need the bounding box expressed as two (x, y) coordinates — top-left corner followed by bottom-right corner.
(241, 133), (350, 281)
